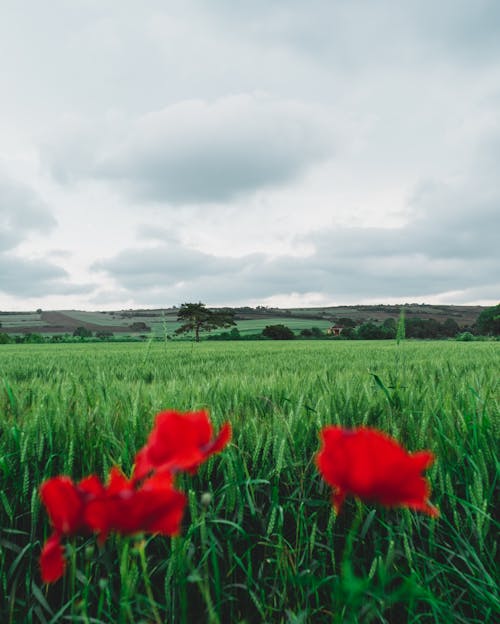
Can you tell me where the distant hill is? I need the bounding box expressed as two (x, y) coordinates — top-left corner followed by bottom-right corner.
(0, 304), (484, 337)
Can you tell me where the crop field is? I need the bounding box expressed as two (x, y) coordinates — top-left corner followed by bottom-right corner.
(0, 340), (498, 623)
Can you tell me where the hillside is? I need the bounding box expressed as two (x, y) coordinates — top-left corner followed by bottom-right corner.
(0, 304), (484, 337)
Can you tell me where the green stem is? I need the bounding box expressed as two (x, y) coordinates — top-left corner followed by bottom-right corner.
(333, 503), (365, 624)
(199, 511), (220, 624)
(69, 540), (77, 617)
(342, 502), (364, 572)
(137, 540), (162, 624)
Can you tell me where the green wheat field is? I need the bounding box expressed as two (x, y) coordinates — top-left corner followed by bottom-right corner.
(0, 340), (498, 623)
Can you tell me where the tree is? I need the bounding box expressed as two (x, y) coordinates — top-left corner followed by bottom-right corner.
(475, 304), (500, 336)
(382, 318), (397, 339)
(262, 324), (294, 340)
(0, 332), (12, 344)
(73, 326), (92, 339)
(174, 302), (236, 342)
(340, 327), (356, 340)
(442, 318), (460, 338)
(356, 322), (386, 340)
(337, 317), (357, 328)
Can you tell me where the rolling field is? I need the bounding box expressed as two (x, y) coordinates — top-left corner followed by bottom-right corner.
(0, 341), (498, 622)
(0, 304), (484, 339)
(0, 310), (332, 338)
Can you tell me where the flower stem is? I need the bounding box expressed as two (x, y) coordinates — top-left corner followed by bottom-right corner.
(342, 502), (364, 572)
(137, 539), (162, 624)
(199, 510), (221, 624)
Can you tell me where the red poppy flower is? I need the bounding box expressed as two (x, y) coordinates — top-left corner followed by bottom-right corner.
(133, 409), (232, 481)
(40, 468), (186, 582)
(39, 474), (106, 582)
(316, 426), (439, 517)
(84, 468), (186, 541)
(39, 475), (104, 536)
(40, 533), (66, 583)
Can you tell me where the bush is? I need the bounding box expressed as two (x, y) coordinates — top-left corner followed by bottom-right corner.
(130, 322), (151, 332)
(262, 324), (295, 340)
(456, 331), (474, 342)
(73, 327), (92, 338)
(0, 332), (12, 344)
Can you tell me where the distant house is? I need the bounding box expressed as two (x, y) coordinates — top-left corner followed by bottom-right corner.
(326, 326), (343, 336)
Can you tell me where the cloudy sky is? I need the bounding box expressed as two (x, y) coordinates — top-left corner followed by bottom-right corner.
(1, 0), (499, 310)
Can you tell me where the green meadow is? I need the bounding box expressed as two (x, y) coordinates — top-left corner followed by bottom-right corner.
(0, 340), (498, 623)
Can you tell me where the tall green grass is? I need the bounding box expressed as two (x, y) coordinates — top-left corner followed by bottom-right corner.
(0, 341), (498, 622)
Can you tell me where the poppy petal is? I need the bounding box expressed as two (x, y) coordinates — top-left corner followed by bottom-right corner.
(40, 533), (65, 583)
(39, 477), (83, 534)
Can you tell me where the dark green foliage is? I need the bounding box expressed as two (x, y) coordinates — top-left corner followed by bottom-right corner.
(130, 322), (150, 332)
(337, 317), (357, 328)
(24, 333), (45, 343)
(356, 322), (388, 340)
(207, 328), (242, 341)
(456, 331), (475, 342)
(441, 318), (460, 337)
(299, 327), (323, 339)
(475, 304), (500, 335)
(73, 326), (92, 338)
(262, 324), (295, 340)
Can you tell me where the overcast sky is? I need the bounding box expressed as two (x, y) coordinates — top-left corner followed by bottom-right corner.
(1, 0), (499, 310)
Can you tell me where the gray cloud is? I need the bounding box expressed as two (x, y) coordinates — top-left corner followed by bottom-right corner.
(0, 253), (94, 297)
(92, 243), (258, 289)
(0, 173), (56, 251)
(197, 0), (500, 68)
(91, 176), (499, 304)
(44, 94), (334, 203)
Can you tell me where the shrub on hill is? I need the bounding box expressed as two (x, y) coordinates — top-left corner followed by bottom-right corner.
(456, 331), (474, 342)
(300, 327), (324, 338)
(73, 327), (92, 338)
(130, 321), (151, 332)
(262, 324), (295, 340)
